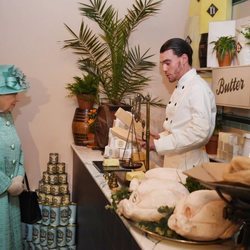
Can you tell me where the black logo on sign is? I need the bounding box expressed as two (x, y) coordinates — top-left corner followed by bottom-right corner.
(216, 77), (245, 95)
(207, 4), (218, 17)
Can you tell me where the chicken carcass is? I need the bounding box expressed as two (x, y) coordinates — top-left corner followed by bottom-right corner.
(117, 171), (189, 222)
(129, 167), (187, 192)
(168, 190), (239, 241)
(145, 167), (187, 184)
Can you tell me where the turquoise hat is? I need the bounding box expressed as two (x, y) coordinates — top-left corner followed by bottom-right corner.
(0, 65), (29, 95)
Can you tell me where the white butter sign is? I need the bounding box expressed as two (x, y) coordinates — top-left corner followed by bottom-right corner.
(212, 66), (250, 109)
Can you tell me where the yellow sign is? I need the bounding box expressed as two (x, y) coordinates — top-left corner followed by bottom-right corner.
(200, 0), (232, 34)
(189, 0), (201, 16)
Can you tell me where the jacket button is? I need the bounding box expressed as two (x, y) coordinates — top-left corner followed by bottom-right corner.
(174, 103), (177, 106)
(12, 160), (16, 165)
(168, 101), (171, 104)
(6, 121), (10, 126)
(182, 86), (185, 89)
(10, 144), (15, 150)
(166, 118), (168, 121)
(170, 120), (173, 124)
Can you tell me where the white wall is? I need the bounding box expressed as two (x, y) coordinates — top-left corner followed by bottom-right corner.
(233, 0), (250, 18)
(0, 0), (190, 189)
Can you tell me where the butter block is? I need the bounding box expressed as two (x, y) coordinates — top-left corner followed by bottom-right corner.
(113, 118), (128, 130)
(103, 158), (120, 167)
(114, 138), (127, 149)
(119, 148), (132, 159)
(115, 108), (143, 134)
(126, 171), (145, 181)
(103, 146), (120, 158)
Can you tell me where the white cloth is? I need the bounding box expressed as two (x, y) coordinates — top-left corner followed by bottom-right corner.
(154, 69), (216, 170)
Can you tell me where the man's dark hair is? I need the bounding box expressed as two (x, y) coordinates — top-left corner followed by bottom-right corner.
(160, 38), (193, 66)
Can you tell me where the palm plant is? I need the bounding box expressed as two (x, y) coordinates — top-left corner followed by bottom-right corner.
(63, 0), (163, 105)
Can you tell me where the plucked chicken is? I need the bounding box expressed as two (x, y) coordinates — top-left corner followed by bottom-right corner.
(168, 190), (239, 241)
(117, 168), (189, 222)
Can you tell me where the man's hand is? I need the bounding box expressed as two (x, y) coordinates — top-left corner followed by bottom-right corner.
(137, 132), (159, 151)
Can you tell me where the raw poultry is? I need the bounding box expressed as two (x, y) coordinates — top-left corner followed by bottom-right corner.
(117, 168), (189, 222)
(168, 190), (239, 241)
(117, 167), (239, 241)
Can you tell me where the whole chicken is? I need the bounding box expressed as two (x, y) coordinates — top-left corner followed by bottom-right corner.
(145, 167), (187, 184)
(168, 190), (239, 241)
(117, 168), (189, 222)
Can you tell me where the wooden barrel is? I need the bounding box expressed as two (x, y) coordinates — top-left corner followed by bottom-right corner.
(72, 108), (89, 146)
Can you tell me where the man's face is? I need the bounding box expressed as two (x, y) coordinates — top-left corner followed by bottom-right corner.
(160, 49), (186, 83)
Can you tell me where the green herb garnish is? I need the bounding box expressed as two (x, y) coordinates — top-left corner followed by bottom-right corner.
(184, 176), (207, 193)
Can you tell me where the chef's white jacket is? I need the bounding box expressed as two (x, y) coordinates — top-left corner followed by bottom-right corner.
(154, 69), (216, 170)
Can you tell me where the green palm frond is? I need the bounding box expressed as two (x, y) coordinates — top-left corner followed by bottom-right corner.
(124, 0), (162, 33)
(64, 22), (108, 62)
(63, 0), (163, 104)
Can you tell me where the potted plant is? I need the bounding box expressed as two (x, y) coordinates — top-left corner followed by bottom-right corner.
(240, 26), (250, 44)
(63, 0), (162, 105)
(237, 26), (250, 65)
(63, 0), (163, 148)
(210, 36), (237, 67)
(66, 74), (99, 110)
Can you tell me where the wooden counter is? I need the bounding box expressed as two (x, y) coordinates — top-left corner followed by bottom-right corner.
(71, 145), (234, 250)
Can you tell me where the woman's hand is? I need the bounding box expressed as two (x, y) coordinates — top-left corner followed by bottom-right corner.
(7, 176), (24, 196)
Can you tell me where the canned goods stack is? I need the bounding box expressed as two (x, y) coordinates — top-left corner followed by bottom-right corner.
(38, 153), (70, 206)
(22, 153), (77, 250)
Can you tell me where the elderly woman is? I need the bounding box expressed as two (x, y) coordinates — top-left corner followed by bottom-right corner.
(0, 65), (29, 249)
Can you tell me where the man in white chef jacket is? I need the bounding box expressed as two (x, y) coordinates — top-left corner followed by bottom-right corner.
(147, 38), (216, 170)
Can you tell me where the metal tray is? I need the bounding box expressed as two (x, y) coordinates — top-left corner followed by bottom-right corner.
(129, 220), (227, 245)
(199, 181), (250, 203)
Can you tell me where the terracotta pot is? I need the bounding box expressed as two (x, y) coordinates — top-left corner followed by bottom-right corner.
(77, 94), (95, 110)
(205, 134), (219, 155)
(217, 52), (232, 67)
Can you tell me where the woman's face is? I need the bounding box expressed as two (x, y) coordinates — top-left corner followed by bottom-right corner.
(0, 94), (18, 113)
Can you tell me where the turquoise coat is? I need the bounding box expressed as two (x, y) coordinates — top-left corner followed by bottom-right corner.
(0, 112), (24, 250)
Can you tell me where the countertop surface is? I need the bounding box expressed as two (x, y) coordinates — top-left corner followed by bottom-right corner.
(72, 144), (234, 250)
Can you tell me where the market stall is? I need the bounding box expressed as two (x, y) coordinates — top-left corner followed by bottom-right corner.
(71, 145), (235, 250)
